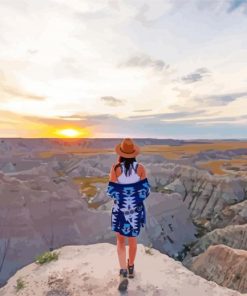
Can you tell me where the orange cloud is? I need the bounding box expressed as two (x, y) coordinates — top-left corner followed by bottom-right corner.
(0, 110), (94, 138)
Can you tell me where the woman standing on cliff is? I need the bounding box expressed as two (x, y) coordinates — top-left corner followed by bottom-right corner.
(107, 138), (151, 291)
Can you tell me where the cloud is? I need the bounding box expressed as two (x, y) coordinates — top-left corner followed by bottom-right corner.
(161, 114), (247, 124)
(100, 96), (125, 106)
(168, 104), (184, 111)
(158, 110), (207, 119)
(58, 114), (87, 120)
(0, 72), (46, 102)
(227, 0), (247, 13)
(127, 110), (207, 120)
(108, 0), (120, 11)
(181, 68), (210, 84)
(83, 114), (116, 122)
(26, 113), (120, 128)
(133, 109), (153, 112)
(0, 0), (247, 139)
(2, 109), (247, 139)
(200, 114), (247, 122)
(27, 49), (38, 55)
(84, 111), (247, 138)
(1, 84), (46, 101)
(119, 54), (169, 71)
(0, 110), (44, 137)
(25, 110), (229, 133)
(195, 92), (247, 106)
(134, 1), (176, 26)
(134, 4), (155, 27)
(0, 119), (19, 125)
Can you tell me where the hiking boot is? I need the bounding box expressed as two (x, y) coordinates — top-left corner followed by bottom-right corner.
(127, 258), (135, 278)
(118, 269), (128, 291)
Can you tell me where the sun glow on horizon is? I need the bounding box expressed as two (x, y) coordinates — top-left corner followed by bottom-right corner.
(55, 128), (90, 138)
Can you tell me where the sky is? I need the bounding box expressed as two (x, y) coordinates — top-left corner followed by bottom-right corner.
(0, 0), (247, 139)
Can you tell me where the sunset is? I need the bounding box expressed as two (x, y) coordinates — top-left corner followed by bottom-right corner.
(0, 0), (247, 139)
(1, 1), (247, 295)
(55, 128), (91, 138)
(57, 129), (82, 138)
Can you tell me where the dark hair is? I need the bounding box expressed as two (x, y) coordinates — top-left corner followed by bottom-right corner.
(114, 156), (137, 177)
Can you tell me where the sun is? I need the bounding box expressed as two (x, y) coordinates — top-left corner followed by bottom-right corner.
(56, 128), (86, 138)
(60, 129), (79, 137)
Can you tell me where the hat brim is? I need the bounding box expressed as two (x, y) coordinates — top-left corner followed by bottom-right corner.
(114, 143), (140, 158)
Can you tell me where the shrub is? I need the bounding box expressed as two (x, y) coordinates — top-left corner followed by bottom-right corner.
(144, 243), (153, 255)
(35, 251), (59, 265)
(15, 278), (26, 292)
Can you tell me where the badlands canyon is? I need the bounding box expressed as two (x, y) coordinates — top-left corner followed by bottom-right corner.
(0, 138), (247, 295)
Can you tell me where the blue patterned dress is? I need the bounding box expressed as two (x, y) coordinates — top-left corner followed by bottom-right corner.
(106, 178), (151, 237)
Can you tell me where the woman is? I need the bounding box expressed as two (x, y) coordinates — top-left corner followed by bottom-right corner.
(107, 138), (151, 291)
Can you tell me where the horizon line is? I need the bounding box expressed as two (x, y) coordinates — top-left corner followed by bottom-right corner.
(1, 137), (247, 141)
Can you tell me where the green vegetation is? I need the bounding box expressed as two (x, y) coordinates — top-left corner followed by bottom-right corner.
(15, 278), (26, 292)
(144, 243), (154, 255)
(35, 251), (59, 265)
(73, 176), (109, 198)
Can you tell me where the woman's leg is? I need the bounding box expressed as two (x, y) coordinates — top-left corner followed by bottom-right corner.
(116, 232), (127, 269)
(128, 237), (137, 266)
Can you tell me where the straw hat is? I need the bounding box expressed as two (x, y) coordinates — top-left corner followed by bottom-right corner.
(115, 138), (140, 158)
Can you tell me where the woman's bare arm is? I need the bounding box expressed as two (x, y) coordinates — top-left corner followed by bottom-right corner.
(109, 164), (120, 182)
(137, 163), (147, 180)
